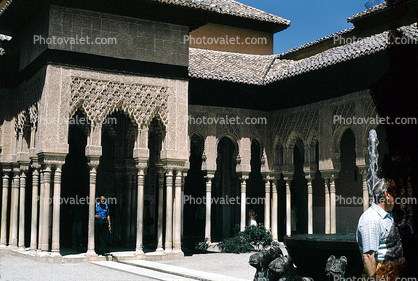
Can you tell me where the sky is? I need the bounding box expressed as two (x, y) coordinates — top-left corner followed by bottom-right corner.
(237, 0), (371, 54)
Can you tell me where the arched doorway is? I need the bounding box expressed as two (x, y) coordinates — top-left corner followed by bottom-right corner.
(247, 139), (264, 227)
(143, 117), (165, 250)
(184, 134), (205, 238)
(291, 140), (307, 234)
(212, 137), (239, 241)
(96, 111), (138, 249)
(335, 129), (362, 234)
(61, 110), (90, 249)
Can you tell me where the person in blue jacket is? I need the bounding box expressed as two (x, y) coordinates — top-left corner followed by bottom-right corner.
(95, 195), (111, 255)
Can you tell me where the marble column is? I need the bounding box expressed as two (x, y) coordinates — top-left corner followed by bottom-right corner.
(264, 177), (270, 230)
(9, 169), (20, 248)
(173, 171), (182, 252)
(240, 176), (248, 231)
(156, 168), (165, 252)
(135, 166), (145, 255)
(325, 179), (330, 234)
(0, 171), (10, 247)
(18, 169), (27, 250)
(51, 166), (62, 256)
(205, 173), (214, 242)
(86, 166), (97, 257)
(40, 166), (51, 254)
(361, 172), (369, 212)
(285, 180), (291, 236)
(38, 169), (45, 252)
(307, 180), (313, 234)
(30, 167), (39, 252)
(330, 178), (336, 234)
(271, 179), (278, 240)
(165, 169), (173, 252)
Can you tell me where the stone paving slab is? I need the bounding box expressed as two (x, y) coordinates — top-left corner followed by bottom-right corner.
(123, 259), (251, 281)
(92, 261), (194, 281)
(0, 254), (151, 281)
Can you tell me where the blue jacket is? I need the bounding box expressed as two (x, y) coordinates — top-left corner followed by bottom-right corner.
(96, 203), (109, 224)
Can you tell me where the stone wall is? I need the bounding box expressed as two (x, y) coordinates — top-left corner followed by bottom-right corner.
(19, 5), (189, 71)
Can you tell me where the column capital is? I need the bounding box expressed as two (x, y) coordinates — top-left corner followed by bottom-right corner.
(303, 163), (317, 176)
(240, 174), (249, 182)
(37, 152), (66, 166)
(205, 173), (215, 180)
(357, 165), (369, 176)
(320, 170), (339, 180)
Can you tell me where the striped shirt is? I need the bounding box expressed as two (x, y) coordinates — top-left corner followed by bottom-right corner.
(356, 203), (393, 262)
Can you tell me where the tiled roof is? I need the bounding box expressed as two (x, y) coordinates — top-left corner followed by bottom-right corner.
(153, 0), (290, 25)
(189, 48), (277, 85)
(189, 23), (418, 85)
(347, 2), (387, 23)
(0, 0), (290, 25)
(278, 27), (354, 58)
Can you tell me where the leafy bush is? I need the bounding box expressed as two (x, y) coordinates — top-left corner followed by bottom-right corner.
(194, 238), (210, 252)
(242, 224), (273, 248)
(219, 224), (273, 253)
(218, 234), (254, 253)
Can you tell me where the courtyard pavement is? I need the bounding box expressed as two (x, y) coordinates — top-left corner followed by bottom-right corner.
(0, 251), (256, 281)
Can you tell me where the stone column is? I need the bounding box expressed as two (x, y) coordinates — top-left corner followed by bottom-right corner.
(307, 179), (313, 234)
(271, 178), (278, 240)
(285, 180), (291, 236)
(40, 165), (51, 254)
(165, 169), (173, 252)
(264, 177), (271, 231)
(51, 166), (62, 256)
(30, 167), (40, 252)
(86, 165), (98, 257)
(240, 175), (248, 231)
(38, 168), (45, 252)
(9, 169), (20, 248)
(125, 172), (133, 243)
(156, 167), (165, 252)
(173, 170), (182, 253)
(304, 165), (316, 235)
(18, 169), (27, 250)
(324, 179), (330, 234)
(0, 170), (10, 247)
(135, 165), (146, 256)
(359, 169), (369, 212)
(205, 173), (214, 242)
(330, 178), (336, 234)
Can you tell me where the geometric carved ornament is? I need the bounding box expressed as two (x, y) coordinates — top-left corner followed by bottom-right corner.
(70, 77), (168, 127)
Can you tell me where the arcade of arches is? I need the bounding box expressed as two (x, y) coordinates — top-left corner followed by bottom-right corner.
(0, 67), (392, 259)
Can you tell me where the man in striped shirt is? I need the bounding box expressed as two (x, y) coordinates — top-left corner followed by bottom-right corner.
(356, 179), (405, 280)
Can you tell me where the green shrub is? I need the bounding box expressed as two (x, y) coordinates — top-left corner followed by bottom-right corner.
(194, 238), (210, 252)
(242, 224), (272, 248)
(218, 234), (253, 253)
(218, 224), (273, 253)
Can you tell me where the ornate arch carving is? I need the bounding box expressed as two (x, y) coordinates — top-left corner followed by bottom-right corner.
(69, 77), (169, 127)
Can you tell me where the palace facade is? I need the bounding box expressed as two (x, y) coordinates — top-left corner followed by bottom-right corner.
(0, 0), (416, 266)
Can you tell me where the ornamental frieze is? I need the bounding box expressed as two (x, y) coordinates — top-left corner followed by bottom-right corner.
(69, 77), (169, 127)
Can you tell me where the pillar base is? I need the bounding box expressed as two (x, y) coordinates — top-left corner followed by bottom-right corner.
(0, 243), (8, 248)
(17, 246), (26, 252)
(164, 248), (173, 254)
(156, 247), (164, 252)
(51, 251), (61, 257)
(172, 248), (183, 254)
(135, 248), (144, 256)
(39, 250), (50, 257)
(86, 249), (97, 257)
